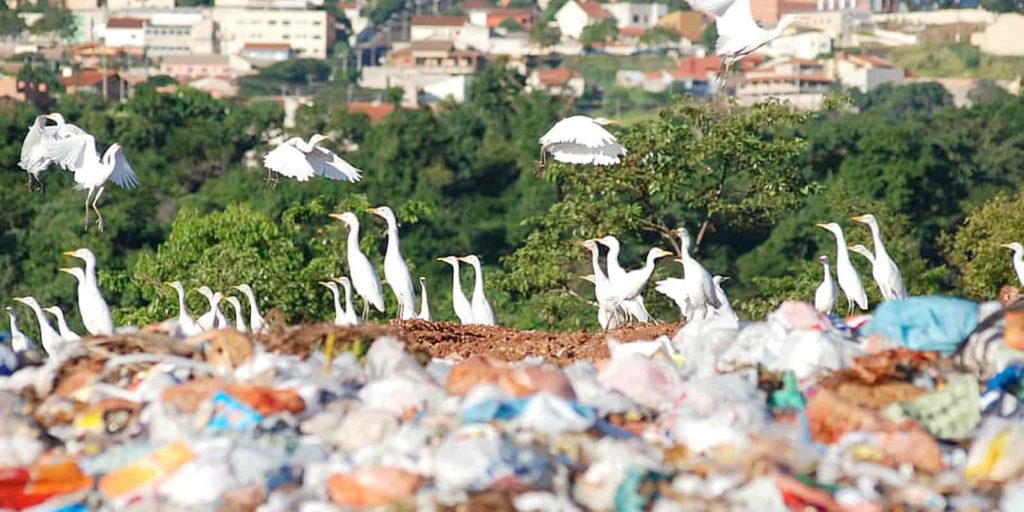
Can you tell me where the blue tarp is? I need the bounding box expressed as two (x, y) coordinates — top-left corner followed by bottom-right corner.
(860, 296), (979, 355)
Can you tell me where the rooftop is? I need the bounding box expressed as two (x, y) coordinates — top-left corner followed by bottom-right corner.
(347, 101), (396, 122)
(411, 15), (468, 26)
(106, 17), (146, 29)
(534, 67), (579, 86)
(243, 42), (291, 51)
(160, 54), (231, 66)
(577, 1), (611, 19)
(618, 26), (646, 38)
(61, 69), (120, 87)
(658, 10), (706, 42)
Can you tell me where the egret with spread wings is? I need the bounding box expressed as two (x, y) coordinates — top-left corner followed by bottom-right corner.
(538, 115), (627, 167)
(687, 0), (804, 82)
(44, 134), (139, 232)
(19, 113), (87, 193)
(263, 134), (363, 185)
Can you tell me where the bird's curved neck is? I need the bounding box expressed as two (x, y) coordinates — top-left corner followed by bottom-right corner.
(832, 231), (851, 260)
(175, 288), (190, 318)
(605, 244), (623, 274)
(450, 264), (464, 296)
(53, 311), (71, 334)
(26, 303), (56, 337)
(866, 223), (889, 259)
(821, 262), (831, 279)
(638, 255), (659, 282)
(8, 313), (19, 335)
(346, 223), (361, 251)
(588, 249), (606, 280)
(679, 234), (693, 260)
(384, 220), (401, 257)
(342, 284), (355, 312)
(330, 287), (344, 320)
(84, 260), (98, 286)
(420, 283), (429, 312)
(470, 262), (485, 295)
(231, 303), (245, 328)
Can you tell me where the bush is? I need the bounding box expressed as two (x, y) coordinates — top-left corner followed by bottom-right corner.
(941, 191), (1024, 300)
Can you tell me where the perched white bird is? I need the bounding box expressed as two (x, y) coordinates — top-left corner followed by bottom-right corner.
(14, 297), (63, 355)
(233, 284), (267, 334)
(196, 286), (229, 331)
(538, 116), (627, 166)
(263, 134), (362, 184)
(43, 306), (81, 342)
(320, 281), (347, 326)
(599, 243), (672, 308)
(330, 212), (385, 320)
(5, 306), (34, 353)
(581, 239), (622, 330)
(437, 256), (474, 324)
(61, 249), (114, 335)
(655, 228), (720, 322)
(711, 276), (739, 324)
(686, 0), (805, 82)
(597, 235), (629, 288)
(225, 296), (247, 332)
(817, 223), (868, 314)
(417, 277), (432, 321)
(1002, 242), (1024, 287)
(459, 255), (496, 326)
(165, 281), (201, 338)
(333, 277), (360, 326)
(851, 214), (907, 300)
(45, 135), (139, 232)
(814, 254), (837, 315)
(368, 206), (417, 320)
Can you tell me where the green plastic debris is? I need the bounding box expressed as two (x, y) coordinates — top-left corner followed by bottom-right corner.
(888, 373), (980, 440)
(769, 371), (806, 412)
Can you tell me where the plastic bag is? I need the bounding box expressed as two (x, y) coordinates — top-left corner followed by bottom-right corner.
(860, 297), (979, 355)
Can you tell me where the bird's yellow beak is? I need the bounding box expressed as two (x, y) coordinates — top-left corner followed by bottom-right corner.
(673, 258), (684, 264)
(1002, 243), (1015, 249)
(606, 119), (620, 125)
(163, 281), (173, 286)
(62, 251), (76, 257)
(318, 281), (332, 287)
(456, 256), (469, 263)
(328, 213), (344, 221)
(720, 276), (731, 282)
(366, 207), (379, 215)
(436, 257), (449, 262)
(850, 215), (866, 222)
(13, 297), (27, 304)
(815, 223), (828, 229)
(847, 245), (856, 250)
(58, 268), (74, 275)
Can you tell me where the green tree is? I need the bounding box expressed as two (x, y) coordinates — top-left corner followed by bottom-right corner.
(530, 22), (562, 48)
(941, 191), (1024, 300)
(580, 18), (618, 48)
(699, 23), (717, 50)
(499, 18), (524, 32)
(28, 6), (76, 40)
(640, 25), (679, 46)
(0, 6), (24, 36)
(502, 97), (814, 327)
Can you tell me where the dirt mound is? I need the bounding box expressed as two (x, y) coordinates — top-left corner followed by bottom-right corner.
(257, 320), (683, 363)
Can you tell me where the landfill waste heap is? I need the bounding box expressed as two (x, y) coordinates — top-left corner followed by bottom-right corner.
(3, 294), (1024, 511)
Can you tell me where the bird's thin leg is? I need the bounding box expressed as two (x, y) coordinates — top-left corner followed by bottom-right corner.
(846, 297), (853, 316)
(92, 186), (106, 232)
(82, 188), (93, 231)
(362, 299), (369, 323)
(25, 174), (34, 193)
(36, 175), (44, 196)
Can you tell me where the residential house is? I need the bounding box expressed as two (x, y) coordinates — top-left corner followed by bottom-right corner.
(410, 16), (468, 41)
(616, 69), (669, 92)
(831, 51), (903, 91)
(554, 1), (611, 40)
(751, 0), (869, 25)
(339, 1), (370, 44)
(603, 2), (668, 30)
(241, 42), (294, 64)
(526, 67), (584, 97)
(487, 9), (535, 30)
(657, 10), (707, 44)
(216, 0), (321, 8)
(389, 40), (482, 75)
(213, 8), (333, 58)
(183, 76), (238, 98)
(735, 57), (833, 109)
(971, 13), (1024, 56)
(0, 73), (52, 108)
(795, 11), (871, 46)
(159, 54), (253, 80)
(144, 12), (215, 57)
(463, 0), (493, 26)
(61, 68), (130, 102)
(761, 26), (833, 59)
(65, 0), (99, 10)
(102, 17), (146, 49)
(670, 54), (720, 96)
(347, 100), (396, 122)
(360, 66), (474, 105)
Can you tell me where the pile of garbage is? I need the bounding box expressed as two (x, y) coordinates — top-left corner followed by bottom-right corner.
(2, 295), (1024, 511)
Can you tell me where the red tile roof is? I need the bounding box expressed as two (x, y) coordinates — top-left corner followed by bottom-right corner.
(106, 17), (145, 29)
(243, 42), (291, 51)
(61, 69), (120, 87)
(618, 26), (646, 37)
(577, 1), (611, 19)
(461, 0), (492, 10)
(788, 57), (823, 67)
(486, 8), (534, 28)
(411, 15), (467, 26)
(671, 55), (719, 81)
(535, 67), (578, 86)
(337, 1), (357, 8)
(347, 101), (395, 122)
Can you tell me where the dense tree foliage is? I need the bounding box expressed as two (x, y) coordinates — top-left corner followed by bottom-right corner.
(942, 191), (1024, 300)
(580, 19), (618, 48)
(0, 6), (24, 36)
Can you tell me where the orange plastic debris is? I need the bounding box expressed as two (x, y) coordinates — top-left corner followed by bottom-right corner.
(327, 467), (421, 507)
(498, 365), (576, 400)
(161, 379), (305, 416)
(99, 442), (195, 500)
(26, 457), (92, 496)
(1005, 309), (1024, 351)
(446, 356), (506, 396)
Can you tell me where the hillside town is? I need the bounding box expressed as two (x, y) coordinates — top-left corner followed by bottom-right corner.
(0, 0), (1022, 123)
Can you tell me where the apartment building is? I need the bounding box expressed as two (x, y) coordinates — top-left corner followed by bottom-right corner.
(736, 58), (834, 109)
(145, 12), (216, 56)
(212, 8), (333, 58)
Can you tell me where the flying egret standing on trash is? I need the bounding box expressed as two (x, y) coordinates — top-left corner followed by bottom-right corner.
(61, 249), (114, 335)
(45, 134), (139, 232)
(851, 214), (907, 300)
(438, 256), (474, 324)
(262, 134), (362, 185)
(814, 254), (837, 315)
(1002, 242), (1024, 287)
(817, 223), (868, 314)
(537, 116), (627, 167)
(330, 212), (385, 320)
(368, 206), (417, 320)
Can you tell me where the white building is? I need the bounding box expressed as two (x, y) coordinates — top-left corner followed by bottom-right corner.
(602, 2), (667, 30)
(970, 13), (1024, 57)
(761, 27), (833, 59)
(212, 8), (333, 58)
(339, 1), (369, 44)
(736, 58), (833, 110)
(360, 66), (472, 106)
(526, 67), (585, 97)
(145, 12), (215, 56)
(106, 0), (173, 10)
(102, 17), (146, 48)
(410, 15), (468, 42)
(831, 52), (903, 91)
(214, 0), (322, 8)
(554, 0), (612, 40)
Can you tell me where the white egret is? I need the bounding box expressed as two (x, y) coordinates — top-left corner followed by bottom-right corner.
(332, 277), (360, 326)
(598, 243), (673, 309)
(14, 297), (63, 355)
(538, 116), (627, 166)
(225, 296), (247, 332)
(817, 223), (868, 314)
(437, 256), (474, 324)
(19, 113), (63, 192)
(61, 248), (114, 335)
(233, 284), (267, 334)
(668, 227), (720, 321)
(43, 306), (81, 342)
(320, 281), (347, 326)
(686, 0), (805, 81)
(459, 255), (496, 326)
(1002, 242), (1024, 287)
(711, 275), (739, 324)
(164, 281), (201, 338)
(814, 254), (837, 315)
(851, 214), (907, 300)
(329, 212), (385, 319)
(368, 205), (417, 320)
(579, 274), (615, 329)
(581, 239), (621, 329)
(45, 135), (139, 231)
(263, 134), (362, 185)
(597, 235), (629, 289)
(196, 286), (228, 330)
(417, 277), (432, 321)
(5, 306), (34, 353)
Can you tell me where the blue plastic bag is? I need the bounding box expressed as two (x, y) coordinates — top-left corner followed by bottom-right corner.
(860, 296), (979, 355)
(207, 391), (263, 432)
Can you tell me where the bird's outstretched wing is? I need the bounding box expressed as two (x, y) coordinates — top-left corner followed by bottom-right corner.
(716, 0), (760, 41)
(547, 142), (626, 166)
(686, 0), (737, 17)
(540, 116), (618, 148)
(308, 147), (363, 182)
(263, 142), (317, 181)
(56, 122), (88, 138)
(109, 148), (140, 189)
(655, 278), (690, 312)
(44, 133), (97, 171)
